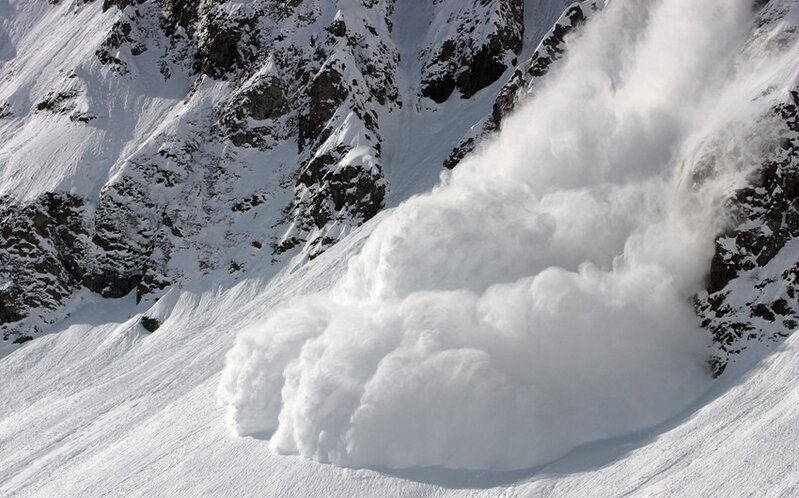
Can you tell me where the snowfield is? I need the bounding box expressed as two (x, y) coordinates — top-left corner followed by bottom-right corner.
(1, 0), (799, 495)
(0, 235), (797, 496)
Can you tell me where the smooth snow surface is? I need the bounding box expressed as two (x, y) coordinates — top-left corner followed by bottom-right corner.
(219, 0), (798, 470)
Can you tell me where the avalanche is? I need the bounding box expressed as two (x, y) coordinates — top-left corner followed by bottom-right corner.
(0, 0), (797, 495)
(219, 0), (799, 471)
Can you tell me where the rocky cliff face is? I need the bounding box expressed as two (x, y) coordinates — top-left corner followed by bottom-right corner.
(0, 0), (576, 340)
(698, 88), (799, 374)
(694, 1), (799, 373)
(419, 0), (524, 103)
(444, 0), (600, 168)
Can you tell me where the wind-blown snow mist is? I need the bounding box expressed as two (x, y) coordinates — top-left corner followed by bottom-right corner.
(220, 0), (797, 470)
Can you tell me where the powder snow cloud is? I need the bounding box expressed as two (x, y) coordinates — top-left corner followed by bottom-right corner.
(219, 0), (795, 470)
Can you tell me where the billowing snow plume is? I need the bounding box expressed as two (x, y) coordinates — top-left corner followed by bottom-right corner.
(220, 0), (797, 470)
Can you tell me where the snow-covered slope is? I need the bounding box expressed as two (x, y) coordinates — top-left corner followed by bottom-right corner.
(0, 223), (797, 496)
(0, 0), (575, 340)
(1, 0), (799, 495)
(217, 0), (799, 472)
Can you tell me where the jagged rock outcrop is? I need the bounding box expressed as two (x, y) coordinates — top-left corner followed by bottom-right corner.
(278, 143), (386, 258)
(0, 184), (166, 339)
(697, 90), (799, 374)
(420, 0), (524, 103)
(0, 0), (396, 340)
(95, 0), (399, 261)
(445, 0), (600, 169)
(0, 193), (90, 341)
(692, 0), (799, 373)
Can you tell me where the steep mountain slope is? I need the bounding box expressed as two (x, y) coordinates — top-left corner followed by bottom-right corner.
(1, 257), (797, 495)
(217, 0), (799, 472)
(1, 0), (798, 495)
(0, 0), (580, 343)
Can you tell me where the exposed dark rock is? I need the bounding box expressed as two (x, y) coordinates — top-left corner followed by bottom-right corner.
(0, 193), (89, 329)
(444, 1), (597, 169)
(0, 103), (12, 119)
(706, 356), (727, 377)
(85, 182), (154, 299)
(69, 112), (96, 123)
(0, 163), (184, 339)
(299, 67), (347, 149)
(752, 303), (776, 321)
(140, 315), (161, 332)
(696, 89), (799, 362)
(329, 17), (347, 38)
(197, 25), (240, 77)
(243, 79), (286, 121)
(137, 268), (172, 302)
(96, 16), (147, 73)
(444, 136), (477, 170)
(162, 0), (202, 33)
(35, 89), (79, 114)
(232, 194), (268, 213)
(421, 0), (524, 102)
(707, 250), (739, 294)
(194, 8), (260, 79)
(101, 0), (145, 12)
(491, 69), (525, 127)
(773, 298), (791, 315)
(422, 73), (457, 104)
(456, 39), (513, 100)
(529, 4), (586, 77)
(278, 143), (386, 258)
(218, 77), (289, 148)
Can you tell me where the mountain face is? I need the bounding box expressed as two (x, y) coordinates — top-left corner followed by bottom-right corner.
(696, 1), (799, 372)
(0, 0), (583, 342)
(0, 0), (795, 372)
(0, 0), (798, 492)
(699, 88), (799, 374)
(1, 0), (795, 376)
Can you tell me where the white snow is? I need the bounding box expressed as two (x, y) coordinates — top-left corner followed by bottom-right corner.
(1, 0), (798, 494)
(0, 248), (797, 495)
(0, 0), (194, 202)
(219, 0), (799, 471)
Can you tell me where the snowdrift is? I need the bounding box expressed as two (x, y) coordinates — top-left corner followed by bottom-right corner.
(220, 0), (798, 470)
